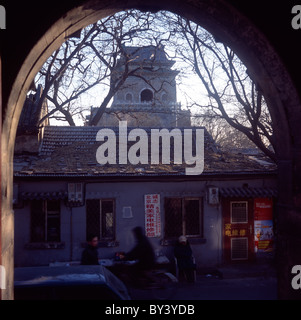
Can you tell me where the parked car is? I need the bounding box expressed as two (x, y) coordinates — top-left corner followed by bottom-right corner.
(14, 265), (131, 300)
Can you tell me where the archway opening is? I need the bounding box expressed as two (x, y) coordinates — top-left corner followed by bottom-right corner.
(141, 89), (153, 103)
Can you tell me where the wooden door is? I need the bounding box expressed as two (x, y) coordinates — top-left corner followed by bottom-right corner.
(223, 198), (255, 262)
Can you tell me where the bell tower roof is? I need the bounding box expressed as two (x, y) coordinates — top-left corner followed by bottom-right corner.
(120, 45), (175, 67)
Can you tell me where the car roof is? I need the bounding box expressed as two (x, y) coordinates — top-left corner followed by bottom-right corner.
(15, 265), (107, 285)
(14, 265), (131, 300)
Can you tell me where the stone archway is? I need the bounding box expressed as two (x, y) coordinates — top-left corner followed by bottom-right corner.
(1, 0), (301, 299)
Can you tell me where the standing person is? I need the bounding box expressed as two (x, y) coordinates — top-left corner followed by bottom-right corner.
(174, 235), (196, 282)
(81, 234), (99, 265)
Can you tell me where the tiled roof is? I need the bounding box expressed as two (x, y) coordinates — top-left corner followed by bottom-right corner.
(121, 45), (172, 65)
(219, 187), (278, 198)
(20, 191), (68, 200)
(13, 125), (277, 178)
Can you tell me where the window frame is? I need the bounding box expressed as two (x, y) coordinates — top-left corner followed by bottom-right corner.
(161, 92), (168, 102)
(125, 92), (133, 102)
(164, 196), (203, 240)
(30, 199), (61, 243)
(230, 201), (248, 224)
(86, 198), (116, 242)
(99, 199), (115, 241)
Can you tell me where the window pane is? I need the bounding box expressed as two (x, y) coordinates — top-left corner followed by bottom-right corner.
(46, 200), (60, 242)
(164, 198), (182, 238)
(101, 200), (114, 239)
(231, 202), (248, 223)
(47, 215), (60, 242)
(184, 199), (201, 236)
(86, 199), (100, 239)
(31, 200), (45, 242)
(47, 200), (60, 212)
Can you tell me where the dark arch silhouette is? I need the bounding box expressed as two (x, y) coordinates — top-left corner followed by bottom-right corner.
(1, 0), (301, 300)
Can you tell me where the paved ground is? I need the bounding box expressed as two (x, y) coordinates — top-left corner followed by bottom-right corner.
(173, 276), (277, 300)
(129, 275), (277, 300)
(128, 262), (278, 300)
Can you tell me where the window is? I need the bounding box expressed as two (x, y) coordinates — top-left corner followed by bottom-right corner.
(162, 92), (168, 102)
(231, 201), (248, 224)
(231, 237), (248, 260)
(31, 200), (61, 242)
(86, 199), (115, 241)
(164, 197), (203, 239)
(125, 93), (133, 102)
(140, 89), (153, 102)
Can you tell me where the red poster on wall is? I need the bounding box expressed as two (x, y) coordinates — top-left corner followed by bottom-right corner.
(254, 198), (274, 253)
(144, 194), (161, 237)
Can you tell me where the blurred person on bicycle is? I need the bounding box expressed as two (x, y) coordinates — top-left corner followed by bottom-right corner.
(119, 226), (156, 286)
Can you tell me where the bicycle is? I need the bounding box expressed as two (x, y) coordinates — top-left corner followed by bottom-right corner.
(108, 262), (178, 300)
(138, 268), (178, 300)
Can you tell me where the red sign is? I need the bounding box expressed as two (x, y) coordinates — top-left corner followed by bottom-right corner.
(254, 198), (273, 221)
(144, 194), (161, 237)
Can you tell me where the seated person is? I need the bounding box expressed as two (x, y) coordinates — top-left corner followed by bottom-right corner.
(81, 234), (99, 265)
(174, 235), (196, 282)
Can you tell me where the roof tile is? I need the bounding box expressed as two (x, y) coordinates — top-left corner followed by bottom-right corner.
(14, 126), (277, 178)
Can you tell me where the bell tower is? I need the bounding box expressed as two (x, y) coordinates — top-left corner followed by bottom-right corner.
(93, 45), (190, 127)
